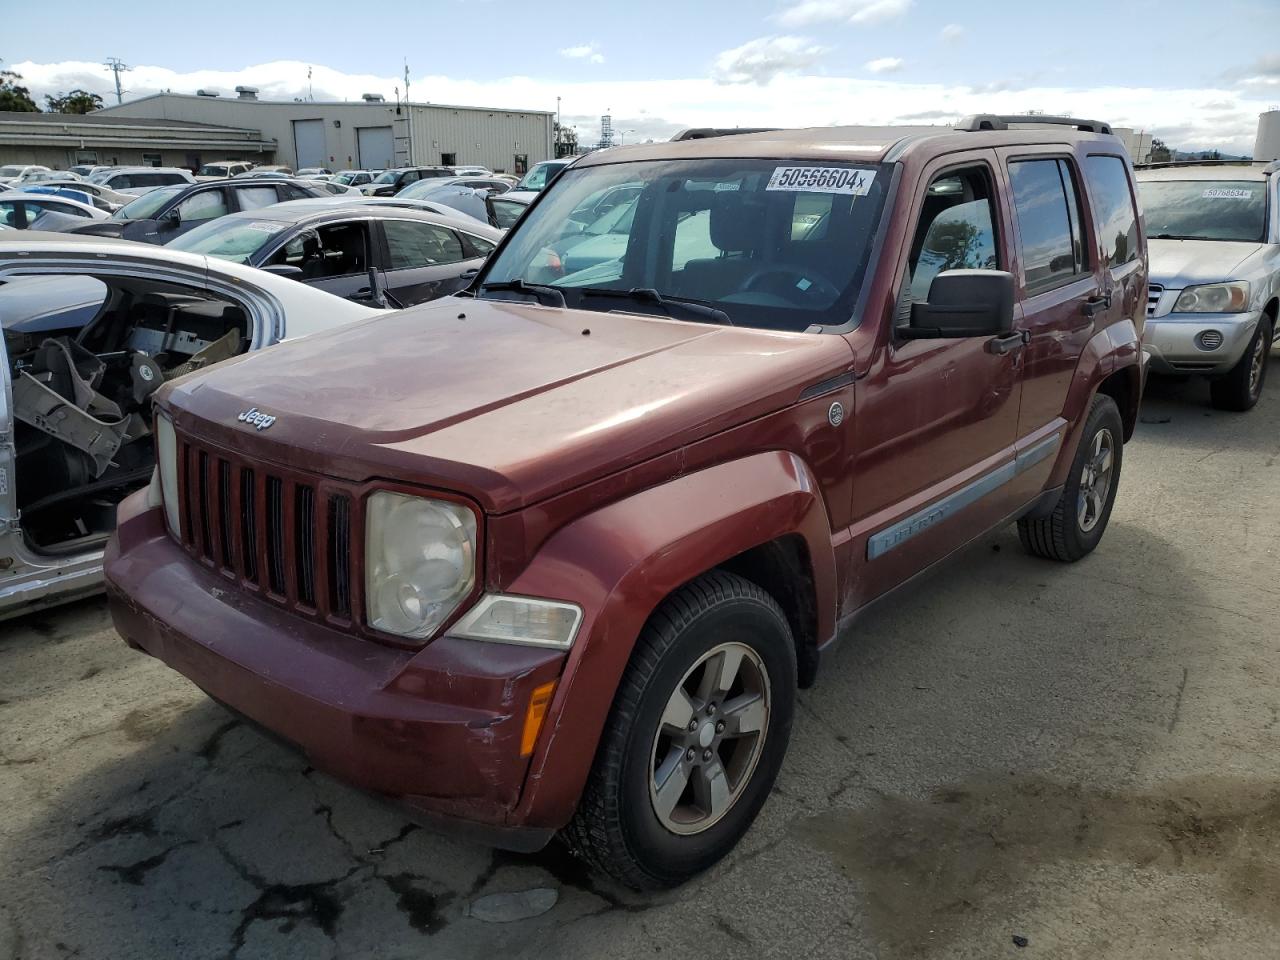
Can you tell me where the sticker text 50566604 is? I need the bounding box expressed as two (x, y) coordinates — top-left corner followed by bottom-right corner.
(766, 166), (877, 195)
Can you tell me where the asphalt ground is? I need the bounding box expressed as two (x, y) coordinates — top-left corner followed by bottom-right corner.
(2, 368), (1278, 960)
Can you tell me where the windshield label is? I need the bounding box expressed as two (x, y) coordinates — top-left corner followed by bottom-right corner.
(767, 166), (876, 195)
(1202, 187), (1253, 200)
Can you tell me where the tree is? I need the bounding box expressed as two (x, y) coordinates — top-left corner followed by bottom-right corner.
(45, 89), (103, 114)
(1149, 138), (1172, 163)
(0, 70), (39, 112)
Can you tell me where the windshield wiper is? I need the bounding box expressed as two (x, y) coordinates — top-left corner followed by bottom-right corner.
(478, 279), (566, 307)
(1150, 233), (1199, 240)
(575, 287), (733, 326)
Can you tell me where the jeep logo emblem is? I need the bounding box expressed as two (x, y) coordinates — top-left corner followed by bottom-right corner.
(237, 407), (277, 431)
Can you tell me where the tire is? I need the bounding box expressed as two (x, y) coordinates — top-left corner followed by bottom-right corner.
(1210, 317), (1271, 412)
(1018, 393), (1124, 562)
(562, 570), (796, 890)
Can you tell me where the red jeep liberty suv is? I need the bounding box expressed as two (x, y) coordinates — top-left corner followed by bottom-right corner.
(106, 115), (1147, 889)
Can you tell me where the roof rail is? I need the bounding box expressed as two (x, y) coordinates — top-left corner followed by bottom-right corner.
(1134, 159), (1269, 170)
(670, 127), (781, 141)
(957, 114), (1113, 135)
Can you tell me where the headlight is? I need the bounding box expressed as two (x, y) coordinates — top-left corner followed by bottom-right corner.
(154, 413), (180, 536)
(451, 594), (583, 650)
(365, 491), (477, 641)
(1173, 281), (1250, 313)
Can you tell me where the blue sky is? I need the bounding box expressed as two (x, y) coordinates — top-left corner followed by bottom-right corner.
(5, 0), (1278, 151)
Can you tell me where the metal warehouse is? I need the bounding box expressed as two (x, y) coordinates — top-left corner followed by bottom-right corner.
(0, 110), (275, 170)
(96, 91), (555, 174)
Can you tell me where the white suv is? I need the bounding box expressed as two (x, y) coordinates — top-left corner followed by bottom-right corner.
(89, 166), (196, 197)
(1137, 161), (1280, 410)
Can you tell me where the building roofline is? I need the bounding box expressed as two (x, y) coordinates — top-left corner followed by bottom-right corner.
(95, 92), (554, 117)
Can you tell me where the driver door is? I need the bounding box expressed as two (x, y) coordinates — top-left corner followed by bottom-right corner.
(849, 153), (1025, 605)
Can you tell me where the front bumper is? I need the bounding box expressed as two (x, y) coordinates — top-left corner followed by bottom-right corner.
(1143, 310), (1261, 376)
(104, 490), (565, 850)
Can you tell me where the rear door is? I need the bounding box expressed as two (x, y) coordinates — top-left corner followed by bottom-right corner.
(995, 148), (1102, 459)
(378, 218), (478, 305)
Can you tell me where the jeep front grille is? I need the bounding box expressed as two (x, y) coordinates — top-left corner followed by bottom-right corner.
(176, 434), (358, 626)
(1147, 284), (1163, 317)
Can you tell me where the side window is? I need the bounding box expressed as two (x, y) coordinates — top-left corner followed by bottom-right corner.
(0, 201), (26, 229)
(269, 230), (319, 270)
(489, 198), (526, 231)
(907, 167), (1000, 301)
(275, 182), (313, 202)
(235, 186), (279, 211)
(176, 189), (229, 222)
(109, 175), (132, 189)
(1008, 159), (1089, 293)
(384, 220), (465, 269)
(461, 233), (496, 258)
(1084, 155), (1139, 268)
(312, 222), (369, 277)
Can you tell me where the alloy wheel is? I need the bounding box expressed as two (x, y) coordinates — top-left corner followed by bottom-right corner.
(1077, 427), (1115, 533)
(648, 642), (771, 836)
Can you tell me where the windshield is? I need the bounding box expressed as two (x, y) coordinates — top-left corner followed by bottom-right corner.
(1139, 179), (1268, 243)
(480, 158), (888, 331)
(168, 216), (285, 263)
(515, 162), (565, 192)
(0, 165), (25, 177)
(198, 164), (229, 176)
(113, 185), (185, 220)
(372, 170), (400, 184)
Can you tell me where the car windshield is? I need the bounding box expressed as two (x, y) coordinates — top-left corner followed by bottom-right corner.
(198, 165), (229, 176)
(113, 186), (185, 220)
(0, 165), (25, 177)
(479, 158), (889, 331)
(372, 170), (400, 184)
(168, 216), (285, 263)
(515, 163), (564, 192)
(1139, 179), (1268, 243)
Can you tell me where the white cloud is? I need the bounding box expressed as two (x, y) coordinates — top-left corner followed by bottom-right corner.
(712, 36), (829, 85)
(8, 59), (1268, 155)
(559, 43), (605, 65)
(776, 0), (912, 27)
(865, 57), (904, 74)
(941, 23), (965, 42)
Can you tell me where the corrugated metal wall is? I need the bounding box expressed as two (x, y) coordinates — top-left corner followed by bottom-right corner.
(98, 95), (553, 173)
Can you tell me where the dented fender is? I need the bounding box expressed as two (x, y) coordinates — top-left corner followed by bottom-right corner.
(503, 450), (836, 830)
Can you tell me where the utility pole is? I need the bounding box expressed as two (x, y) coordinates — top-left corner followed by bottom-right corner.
(104, 57), (130, 105)
(556, 96), (562, 157)
(404, 59), (413, 165)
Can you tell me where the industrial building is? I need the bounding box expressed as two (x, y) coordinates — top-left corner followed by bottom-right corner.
(96, 90), (555, 174)
(0, 110), (275, 170)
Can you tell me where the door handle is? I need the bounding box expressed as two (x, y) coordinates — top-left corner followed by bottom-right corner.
(1082, 292), (1112, 318)
(986, 330), (1029, 356)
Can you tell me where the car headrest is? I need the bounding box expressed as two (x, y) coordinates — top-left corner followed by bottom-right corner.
(709, 192), (768, 253)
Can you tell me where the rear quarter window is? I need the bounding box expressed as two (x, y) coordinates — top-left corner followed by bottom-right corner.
(1084, 156), (1140, 268)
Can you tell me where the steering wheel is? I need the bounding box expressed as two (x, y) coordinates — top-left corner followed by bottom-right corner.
(740, 265), (841, 303)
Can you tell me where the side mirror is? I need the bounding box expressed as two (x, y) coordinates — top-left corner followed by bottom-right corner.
(903, 270), (1014, 339)
(262, 264), (304, 280)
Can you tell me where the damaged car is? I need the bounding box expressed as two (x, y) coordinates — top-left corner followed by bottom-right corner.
(0, 234), (382, 620)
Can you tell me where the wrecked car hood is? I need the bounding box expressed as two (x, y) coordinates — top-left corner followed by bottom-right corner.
(161, 296), (852, 512)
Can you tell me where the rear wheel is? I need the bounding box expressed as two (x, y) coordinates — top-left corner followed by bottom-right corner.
(1210, 318), (1271, 412)
(1018, 394), (1124, 562)
(562, 571), (795, 889)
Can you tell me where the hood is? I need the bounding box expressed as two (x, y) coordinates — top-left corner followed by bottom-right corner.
(1147, 239), (1263, 288)
(162, 297), (852, 513)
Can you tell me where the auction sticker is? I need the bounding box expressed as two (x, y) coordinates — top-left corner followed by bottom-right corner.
(1202, 187), (1253, 200)
(767, 166), (876, 195)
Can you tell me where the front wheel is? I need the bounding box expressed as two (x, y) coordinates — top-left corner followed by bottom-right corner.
(1018, 393), (1124, 562)
(1210, 318), (1271, 412)
(562, 571), (795, 889)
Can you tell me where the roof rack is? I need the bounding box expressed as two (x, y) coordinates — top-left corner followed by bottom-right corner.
(957, 114), (1113, 135)
(1134, 158), (1271, 170)
(669, 127), (781, 141)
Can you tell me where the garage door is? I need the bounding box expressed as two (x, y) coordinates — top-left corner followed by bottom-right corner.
(357, 126), (394, 170)
(292, 119), (326, 170)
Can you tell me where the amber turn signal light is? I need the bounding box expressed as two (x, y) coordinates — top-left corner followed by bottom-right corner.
(520, 681), (557, 757)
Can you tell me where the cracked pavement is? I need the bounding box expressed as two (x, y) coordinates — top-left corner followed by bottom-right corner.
(2, 374), (1279, 959)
